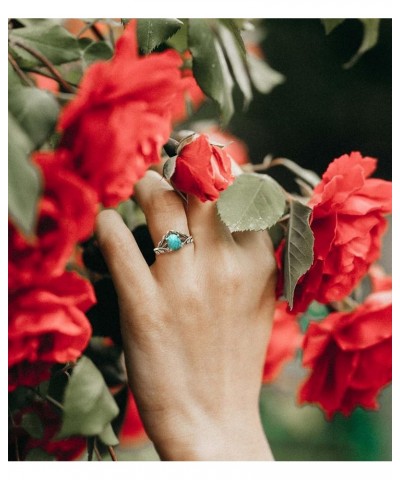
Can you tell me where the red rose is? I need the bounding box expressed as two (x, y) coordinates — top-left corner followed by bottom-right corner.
(298, 291), (392, 419)
(9, 152), (97, 292)
(8, 271), (95, 391)
(13, 401), (86, 461)
(57, 20), (187, 207)
(290, 152), (391, 312)
(172, 134), (235, 202)
(195, 124), (250, 166)
(263, 301), (303, 382)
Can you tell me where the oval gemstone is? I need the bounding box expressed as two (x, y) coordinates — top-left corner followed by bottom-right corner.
(166, 233), (182, 251)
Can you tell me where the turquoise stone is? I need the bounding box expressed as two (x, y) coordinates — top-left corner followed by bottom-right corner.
(166, 233), (182, 251)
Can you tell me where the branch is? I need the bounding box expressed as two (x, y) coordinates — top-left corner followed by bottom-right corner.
(108, 445), (118, 461)
(10, 40), (75, 93)
(8, 52), (35, 87)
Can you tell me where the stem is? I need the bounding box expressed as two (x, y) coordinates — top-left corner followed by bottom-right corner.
(108, 24), (115, 48)
(8, 52), (35, 86)
(11, 40), (74, 93)
(248, 154), (274, 172)
(108, 445), (118, 461)
(45, 395), (64, 411)
(94, 444), (102, 461)
(87, 438), (94, 461)
(91, 24), (105, 41)
(9, 409), (20, 461)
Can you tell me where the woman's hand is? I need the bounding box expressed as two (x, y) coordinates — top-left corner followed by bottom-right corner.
(95, 171), (277, 460)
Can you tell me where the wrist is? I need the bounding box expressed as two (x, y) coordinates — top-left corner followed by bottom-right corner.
(152, 409), (273, 461)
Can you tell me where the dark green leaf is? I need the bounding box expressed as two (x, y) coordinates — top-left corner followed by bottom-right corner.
(283, 200), (314, 309)
(8, 61), (23, 90)
(21, 412), (44, 439)
(25, 448), (55, 461)
(268, 223), (285, 249)
(15, 19), (61, 28)
(189, 19), (234, 124)
(58, 356), (119, 438)
(9, 86), (59, 148)
(343, 19), (381, 69)
(167, 19), (189, 53)
(247, 53), (285, 94)
(82, 41), (113, 68)
(8, 387), (35, 413)
(137, 18), (183, 54)
(78, 37), (93, 49)
(217, 22), (252, 108)
(217, 173), (286, 232)
(321, 19), (345, 35)
(9, 24), (81, 68)
(8, 112), (42, 236)
(98, 423), (119, 446)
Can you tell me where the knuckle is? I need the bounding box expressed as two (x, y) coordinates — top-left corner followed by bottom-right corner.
(149, 188), (183, 215)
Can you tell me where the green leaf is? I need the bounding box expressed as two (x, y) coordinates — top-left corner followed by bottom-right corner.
(9, 24), (81, 68)
(82, 41), (114, 68)
(98, 423), (119, 446)
(189, 19), (234, 124)
(8, 112), (42, 236)
(137, 18), (184, 54)
(167, 19), (189, 53)
(268, 223), (285, 249)
(58, 356), (119, 438)
(21, 412), (44, 439)
(9, 86), (59, 148)
(217, 21), (252, 108)
(217, 173), (286, 232)
(8, 61), (23, 90)
(247, 54), (285, 94)
(343, 19), (381, 69)
(25, 448), (55, 461)
(15, 19), (61, 28)
(321, 19), (345, 35)
(283, 200), (314, 309)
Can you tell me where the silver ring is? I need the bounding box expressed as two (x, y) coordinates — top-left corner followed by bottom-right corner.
(154, 230), (194, 255)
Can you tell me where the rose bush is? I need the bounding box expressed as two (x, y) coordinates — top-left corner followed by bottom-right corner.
(11, 401), (86, 461)
(8, 18), (391, 460)
(298, 290), (392, 419)
(282, 152), (391, 313)
(8, 272), (95, 391)
(9, 151), (97, 292)
(57, 20), (188, 207)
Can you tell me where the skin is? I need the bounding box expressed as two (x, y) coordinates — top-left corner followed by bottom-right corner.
(95, 170), (277, 460)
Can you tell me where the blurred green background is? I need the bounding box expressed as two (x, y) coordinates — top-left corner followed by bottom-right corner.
(107, 19), (392, 462)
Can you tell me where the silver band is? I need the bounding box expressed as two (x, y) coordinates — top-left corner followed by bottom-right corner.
(154, 230), (194, 255)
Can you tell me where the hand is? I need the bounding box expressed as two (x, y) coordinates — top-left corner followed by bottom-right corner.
(95, 171), (277, 460)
